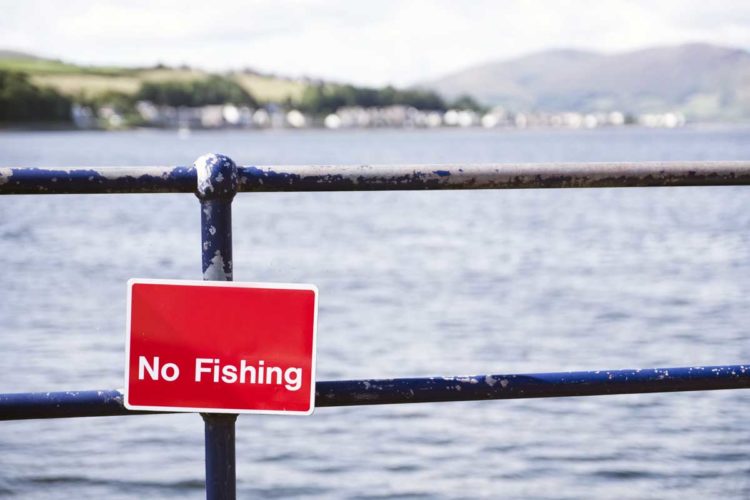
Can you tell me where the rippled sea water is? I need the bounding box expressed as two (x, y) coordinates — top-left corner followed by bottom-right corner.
(1, 126), (749, 499)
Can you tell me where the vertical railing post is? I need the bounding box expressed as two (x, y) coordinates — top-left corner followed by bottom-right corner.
(195, 153), (239, 500)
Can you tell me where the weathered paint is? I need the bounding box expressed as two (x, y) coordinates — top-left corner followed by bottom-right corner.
(315, 365), (750, 406)
(2, 161), (750, 194)
(236, 162), (750, 191)
(0, 167), (11, 185)
(195, 153), (239, 500)
(195, 154), (237, 281)
(195, 154), (239, 201)
(1, 365), (747, 420)
(0, 166), (195, 194)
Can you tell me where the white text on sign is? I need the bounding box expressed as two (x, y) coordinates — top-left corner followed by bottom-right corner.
(138, 356), (303, 391)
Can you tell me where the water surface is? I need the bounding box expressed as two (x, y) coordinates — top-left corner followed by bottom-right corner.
(1, 127), (749, 499)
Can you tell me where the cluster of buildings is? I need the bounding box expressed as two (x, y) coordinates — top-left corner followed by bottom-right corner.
(325, 107), (686, 129)
(75, 101), (687, 130)
(133, 102), (294, 129)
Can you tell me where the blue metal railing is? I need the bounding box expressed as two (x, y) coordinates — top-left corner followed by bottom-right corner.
(2, 160), (750, 194)
(2, 365), (748, 420)
(2, 155), (750, 499)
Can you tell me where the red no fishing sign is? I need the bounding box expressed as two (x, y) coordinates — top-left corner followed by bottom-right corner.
(124, 279), (318, 415)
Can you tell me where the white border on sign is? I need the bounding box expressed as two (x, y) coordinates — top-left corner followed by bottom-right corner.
(124, 278), (318, 416)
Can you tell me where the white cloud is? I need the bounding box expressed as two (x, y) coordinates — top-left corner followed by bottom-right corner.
(2, 0), (750, 85)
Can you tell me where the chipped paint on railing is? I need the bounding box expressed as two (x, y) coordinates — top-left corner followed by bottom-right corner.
(235, 162), (750, 191)
(314, 365), (750, 406)
(2, 161), (750, 194)
(0, 165), (195, 194)
(195, 154), (237, 281)
(1, 365), (748, 420)
(195, 154), (239, 200)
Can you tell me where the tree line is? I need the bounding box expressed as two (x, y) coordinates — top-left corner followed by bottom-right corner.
(297, 83), (483, 115)
(0, 69), (484, 124)
(0, 70), (72, 123)
(135, 76), (258, 107)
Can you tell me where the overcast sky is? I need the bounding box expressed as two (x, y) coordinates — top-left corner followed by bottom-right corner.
(3, 0), (750, 86)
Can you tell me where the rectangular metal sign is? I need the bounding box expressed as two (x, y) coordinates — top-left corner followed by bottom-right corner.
(124, 279), (318, 415)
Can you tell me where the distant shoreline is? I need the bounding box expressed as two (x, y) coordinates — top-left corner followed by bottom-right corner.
(2, 121), (748, 134)
(0, 122), (81, 132)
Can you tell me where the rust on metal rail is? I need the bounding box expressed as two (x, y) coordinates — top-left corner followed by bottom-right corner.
(1, 161), (750, 194)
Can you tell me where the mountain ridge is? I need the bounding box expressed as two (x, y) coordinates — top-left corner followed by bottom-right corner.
(423, 43), (750, 120)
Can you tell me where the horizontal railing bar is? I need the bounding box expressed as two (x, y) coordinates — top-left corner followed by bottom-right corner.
(1, 365), (747, 420)
(2, 161), (750, 195)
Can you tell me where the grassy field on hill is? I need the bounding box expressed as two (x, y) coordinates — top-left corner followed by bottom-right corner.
(0, 55), (307, 103)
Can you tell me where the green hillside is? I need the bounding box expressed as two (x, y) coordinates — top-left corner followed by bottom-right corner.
(0, 51), (452, 126)
(0, 53), (306, 103)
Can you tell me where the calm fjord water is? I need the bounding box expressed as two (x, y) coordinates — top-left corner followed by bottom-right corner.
(1, 127), (750, 499)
